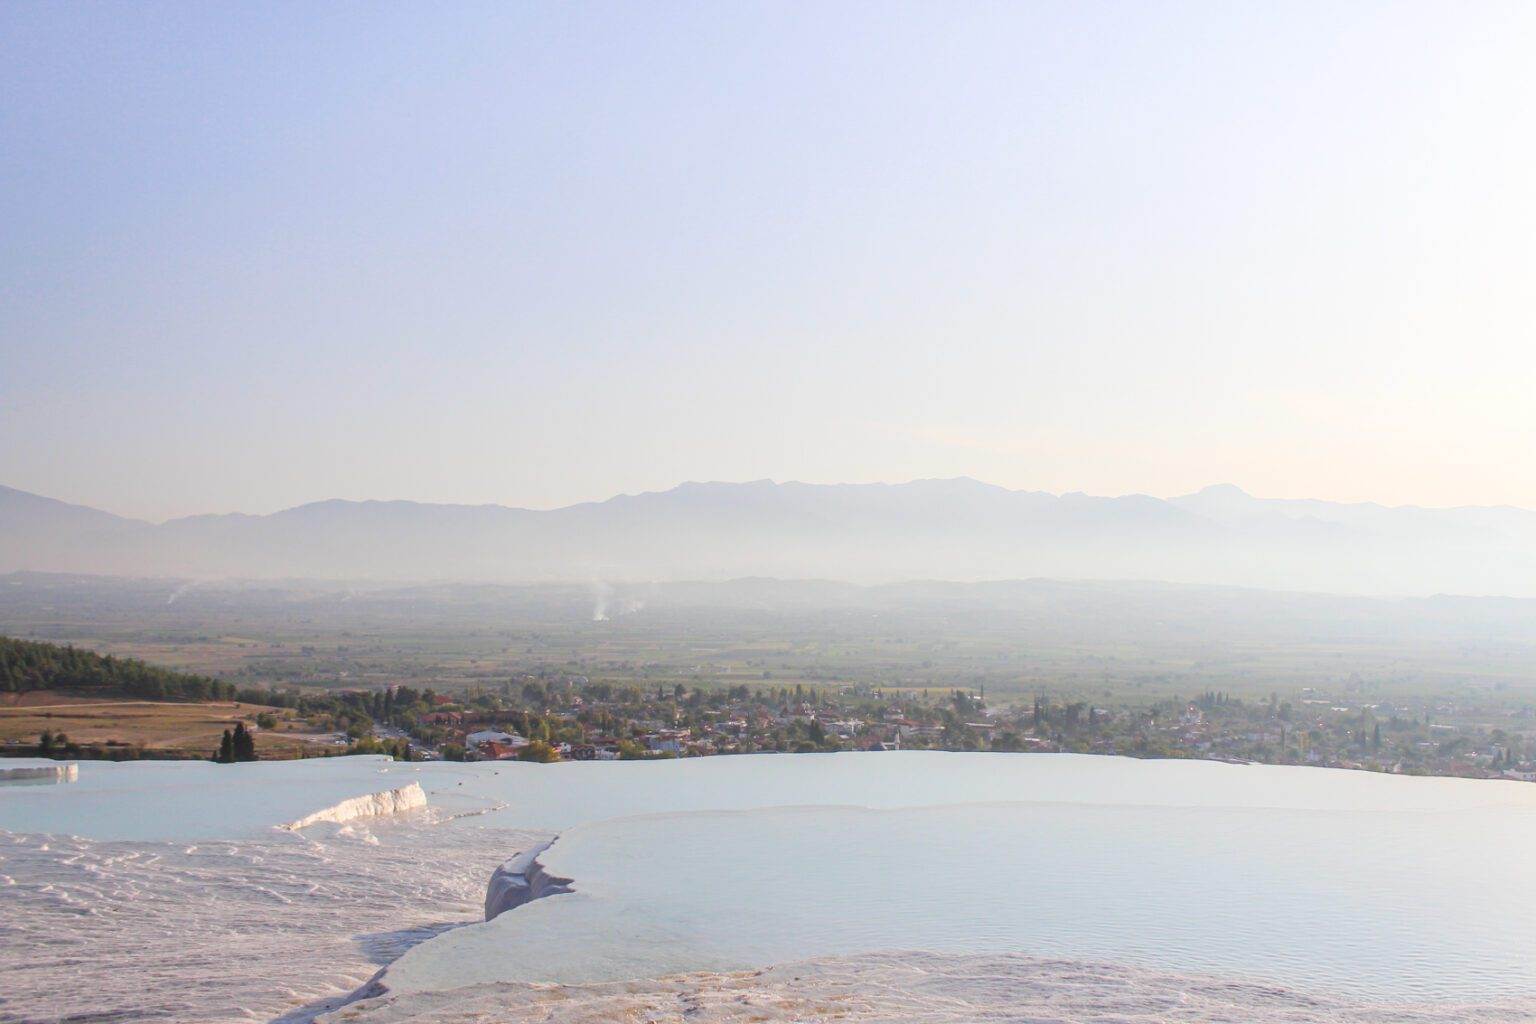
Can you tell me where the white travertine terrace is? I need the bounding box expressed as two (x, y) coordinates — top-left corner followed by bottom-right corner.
(279, 781), (428, 831)
(0, 762), (78, 783)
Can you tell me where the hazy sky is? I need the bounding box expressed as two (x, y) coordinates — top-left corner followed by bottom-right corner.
(4, 2), (1534, 521)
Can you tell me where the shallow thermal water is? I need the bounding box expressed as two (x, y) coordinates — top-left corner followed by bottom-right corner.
(385, 799), (1536, 1001)
(0, 755), (424, 840)
(3, 752), (1536, 1023)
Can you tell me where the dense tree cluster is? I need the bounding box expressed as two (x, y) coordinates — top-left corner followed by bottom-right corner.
(0, 636), (238, 701)
(343, 735), (412, 760)
(213, 722), (257, 763)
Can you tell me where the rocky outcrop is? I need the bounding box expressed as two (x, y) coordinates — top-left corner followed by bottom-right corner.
(484, 839), (573, 921)
(0, 762), (78, 783)
(279, 782), (427, 831)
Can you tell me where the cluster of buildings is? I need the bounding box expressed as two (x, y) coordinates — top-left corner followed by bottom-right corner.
(390, 677), (1536, 782)
(402, 682), (966, 760)
(1047, 689), (1536, 780)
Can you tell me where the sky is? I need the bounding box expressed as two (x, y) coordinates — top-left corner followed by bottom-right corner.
(3, 1), (1534, 522)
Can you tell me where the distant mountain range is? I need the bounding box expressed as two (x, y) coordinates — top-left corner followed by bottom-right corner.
(3, 479), (1535, 596)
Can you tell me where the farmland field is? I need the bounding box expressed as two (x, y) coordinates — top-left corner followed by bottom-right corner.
(0, 694), (336, 756)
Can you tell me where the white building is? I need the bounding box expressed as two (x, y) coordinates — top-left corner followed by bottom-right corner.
(466, 730), (527, 749)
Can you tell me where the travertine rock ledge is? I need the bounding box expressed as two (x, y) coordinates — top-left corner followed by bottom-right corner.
(0, 762), (78, 784)
(484, 839), (574, 921)
(279, 781), (427, 830)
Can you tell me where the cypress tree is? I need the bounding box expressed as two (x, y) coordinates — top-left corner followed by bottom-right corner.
(232, 722), (257, 761)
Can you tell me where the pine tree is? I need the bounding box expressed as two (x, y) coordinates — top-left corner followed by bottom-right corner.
(216, 729), (234, 763)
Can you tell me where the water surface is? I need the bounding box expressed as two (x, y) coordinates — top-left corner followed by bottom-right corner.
(5, 751), (1535, 1017)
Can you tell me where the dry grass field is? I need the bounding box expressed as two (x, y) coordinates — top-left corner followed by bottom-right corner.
(0, 694), (338, 757)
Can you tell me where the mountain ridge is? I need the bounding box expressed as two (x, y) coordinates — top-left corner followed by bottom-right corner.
(2, 479), (1532, 596)
(15, 477), (1532, 526)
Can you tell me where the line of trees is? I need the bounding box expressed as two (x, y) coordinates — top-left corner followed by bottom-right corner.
(32, 729), (200, 762)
